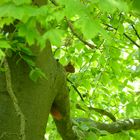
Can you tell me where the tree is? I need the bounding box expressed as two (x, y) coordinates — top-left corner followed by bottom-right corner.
(0, 0), (140, 140)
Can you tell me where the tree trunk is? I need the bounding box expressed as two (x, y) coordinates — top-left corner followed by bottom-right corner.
(0, 42), (60, 140)
(0, 0), (79, 139)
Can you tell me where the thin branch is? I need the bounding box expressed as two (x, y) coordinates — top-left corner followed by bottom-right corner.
(88, 107), (116, 122)
(123, 33), (140, 48)
(76, 104), (116, 122)
(49, 0), (59, 6)
(67, 78), (84, 101)
(104, 23), (140, 49)
(49, 0), (96, 49)
(131, 24), (140, 40)
(4, 59), (26, 140)
(65, 17), (96, 49)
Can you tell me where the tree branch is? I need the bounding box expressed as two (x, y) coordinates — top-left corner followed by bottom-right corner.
(88, 107), (116, 122)
(49, 0), (96, 49)
(65, 17), (96, 49)
(131, 24), (140, 40)
(123, 33), (140, 48)
(104, 23), (140, 48)
(75, 118), (140, 134)
(49, 0), (59, 6)
(4, 59), (26, 140)
(67, 78), (84, 101)
(52, 69), (79, 140)
(76, 104), (116, 122)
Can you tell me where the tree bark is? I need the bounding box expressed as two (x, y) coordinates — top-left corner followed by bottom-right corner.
(1, 0), (140, 138)
(0, 0), (79, 139)
(75, 118), (140, 134)
(0, 42), (61, 140)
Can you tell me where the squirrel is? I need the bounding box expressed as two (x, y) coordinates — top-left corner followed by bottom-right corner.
(50, 104), (63, 120)
(50, 62), (75, 120)
(64, 62), (75, 73)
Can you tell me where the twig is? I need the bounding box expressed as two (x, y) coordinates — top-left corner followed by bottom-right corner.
(131, 24), (140, 40)
(76, 104), (116, 122)
(49, 0), (59, 6)
(65, 17), (96, 49)
(88, 107), (116, 122)
(104, 23), (140, 49)
(49, 0), (96, 49)
(67, 78), (84, 101)
(4, 58), (26, 140)
(123, 33), (140, 48)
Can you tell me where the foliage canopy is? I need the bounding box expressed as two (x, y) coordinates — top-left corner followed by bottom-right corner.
(0, 0), (140, 139)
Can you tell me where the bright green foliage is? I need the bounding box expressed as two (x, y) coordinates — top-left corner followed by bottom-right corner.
(0, 0), (140, 139)
(29, 67), (47, 82)
(0, 0), (31, 5)
(132, 0), (140, 15)
(0, 40), (11, 49)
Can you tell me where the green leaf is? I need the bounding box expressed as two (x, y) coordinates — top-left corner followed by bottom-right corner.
(119, 92), (127, 104)
(20, 46), (33, 56)
(12, 0), (32, 5)
(0, 0), (31, 5)
(0, 17), (14, 28)
(99, 0), (129, 13)
(0, 3), (46, 21)
(110, 61), (121, 75)
(0, 40), (11, 49)
(101, 72), (110, 85)
(86, 132), (98, 140)
(22, 55), (35, 67)
(118, 24), (124, 34)
(82, 79), (91, 90)
(132, 0), (140, 14)
(29, 68), (47, 82)
(76, 18), (100, 39)
(42, 29), (64, 47)
(0, 49), (5, 60)
(126, 102), (137, 117)
(99, 134), (113, 140)
(59, 0), (86, 18)
(113, 132), (130, 140)
(133, 131), (140, 139)
(18, 19), (39, 45)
